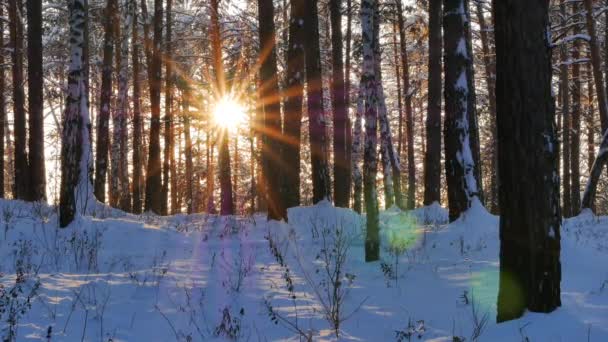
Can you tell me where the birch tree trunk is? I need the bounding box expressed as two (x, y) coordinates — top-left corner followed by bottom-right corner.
(60, 0), (95, 227)
(0, 4), (4, 198)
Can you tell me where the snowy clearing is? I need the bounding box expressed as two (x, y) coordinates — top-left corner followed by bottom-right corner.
(0, 199), (606, 341)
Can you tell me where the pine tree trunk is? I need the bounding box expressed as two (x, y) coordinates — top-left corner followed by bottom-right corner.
(282, 0), (306, 213)
(559, 0), (571, 217)
(60, 0), (94, 227)
(144, 0), (164, 214)
(26, 0), (46, 201)
(396, 0), (416, 209)
(587, 62), (595, 179)
(0, 4), (4, 198)
(304, 0), (332, 204)
(424, 0), (442, 205)
(183, 91), (194, 214)
(584, 0), (608, 132)
(330, 0), (351, 208)
(362, 0), (380, 262)
(345, 0), (353, 205)
(9, 0), (29, 200)
(132, 0), (143, 214)
(94, 0), (117, 204)
(443, 0), (479, 221)
(494, 0), (561, 322)
(570, 16), (582, 216)
(475, 1), (497, 212)
(258, 0), (284, 220)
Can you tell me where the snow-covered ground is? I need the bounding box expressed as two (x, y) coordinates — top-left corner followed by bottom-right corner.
(0, 198), (606, 341)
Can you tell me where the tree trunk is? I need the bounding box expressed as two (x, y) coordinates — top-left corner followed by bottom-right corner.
(258, 0), (284, 220)
(132, 0), (143, 214)
(304, 0), (332, 204)
(163, 0), (176, 215)
(60, 0), (94, 227)
(9, 0), (28, 200)
(475, 0), (498, 213)
(183, 89), (194, 214)
(352, 79), (364, 214)
(570, 14), (581, 216)
(144, 0), (164, 214)
(587, 60), (595, 178)
(396, 0), (416, 209)
(282, 0), (306, 214)
(584, 0), (608, 132)
(443, 0), (480, 222)
(494, 0), (561, 322)
(0, 4), (4, 198)
(330, 0), (351, 208)
(582, 131), (608, 210)
(362, 0), (380, 262)
(424, 0), (442, 205)
(26, 0), (46, 201)
(345, 0), (353, 205)
(94, 0), (117, 204)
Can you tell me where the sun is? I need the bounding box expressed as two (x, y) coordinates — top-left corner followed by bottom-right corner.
(212, 96), (246, 130)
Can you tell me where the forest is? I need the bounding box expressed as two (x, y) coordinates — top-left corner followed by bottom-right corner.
(0, 0), (606, 341)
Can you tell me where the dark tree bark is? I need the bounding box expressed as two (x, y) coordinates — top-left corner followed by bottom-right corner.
(396, 0), (415, 209)
(570, 13), (581, 216)
(0, 4), (4, 198)
(94, 0), (117, 203)
(132, 0), (143, 214)
(0, 6), (6, 198)
(494, 0), (561, 322)
(144, 0), (164, 214)
(304, 0), (332, 204)
(443, 0), (480, 221)
(9, 0), (28, 200)
(584, 0), (608, 132)
(475, 0), (497, 212)
(330, 0), (351, 208)
(183, 87), (194, 214)
(345, 0), (353, 205)
(559, 0), (571, 217)
(258, 0), (284, 220)
(60, 0), (94, 227)
(587, 60), (595, 177)
(424, 0), (442, 205)
(282, 0), (306, 213)
(26, 0), (46, 201)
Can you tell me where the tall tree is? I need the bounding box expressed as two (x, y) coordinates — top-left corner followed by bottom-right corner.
(111, 0), (132, 211)
(494, 0), (561, 322)
(0, 3), (5, 198)
(162, 0), (176, 215)
(330, 0), (351, 208)
(26, 0), (46, 201)
(570, 7), (581, 216)
(9, 0), (28, 200)
(258, 0), (284, 220)
(210, 0), (234, 215)
(304, 0), (332, 203)
(282, 0), (306, 213)
(559, 0), (571, 217)
(443, 0), (480, 221)
(60, 0), (94, 227)
(94, 0), (117, 203)
(424, 0), (442, 205)
(132, 0), (143, 214)
(362, 0), (380, 262)
(475, 0), (498, 212)
(396, 0), (415, 209)
(144, 0), (164, 214)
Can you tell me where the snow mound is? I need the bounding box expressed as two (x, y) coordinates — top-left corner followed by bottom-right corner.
(411, 201), (449, 225)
